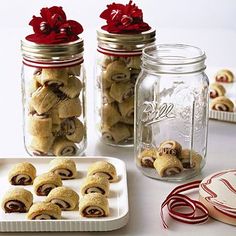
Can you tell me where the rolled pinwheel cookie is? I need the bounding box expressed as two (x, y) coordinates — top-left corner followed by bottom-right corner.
(130, 68), (141, 83)
(8, 162), (36, 185)
(28, 74), (41, 95)
(118, 96), (134, 118)
(179, 149), (202, 170)
(101, 123), (131, 144)
(101, 104), (121, 127)
(51, 137), (78, 156)
(126, 56), (141, 69)
(2, 188), (33, 213)
(68, 64), (81, 76)
(27, 202), (61, 220)
(79, 193), (109, 217)
(31, 86), (59, 115)
(30, 135), (55, 155)
(215, 69), (234, 83)
(105, 60), (130, 82)
(33, 172), (62, 196)
(52, 124), (61, 136)
(120, 115), (134, 124)
(109, 82), (134, 103)
(87, 161), (118, 183)
(45, 187), (79, 211)
(50, 107), (61, 125)
(41, 68), (69, 86)
(59, 76), (82, 98)
(57, 98), (82, 118)
(157, 140), (182, 157)
(210, 96), (234, 112)
(101, 72), (113, 89)
(80, 176), (110, 197)
(127, 125), (134, 138)
(99, 55), (114, 69)
(102, 89), (115, 104)
(154, 153), (183, 177)
(138, 148), (157, 168)
(49, 158), (77, 180)
(28, 113), (52, 137)
(209, 83), (226, 99)
(61, 118), (85, 143)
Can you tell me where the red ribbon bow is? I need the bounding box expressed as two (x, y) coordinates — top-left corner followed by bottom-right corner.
(26, 6), (83, 44)
(100, 1), (151, 34)
(161, 180), (209, 228)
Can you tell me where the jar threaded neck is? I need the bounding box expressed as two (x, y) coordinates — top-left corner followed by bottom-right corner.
(142, 44), (206, 74)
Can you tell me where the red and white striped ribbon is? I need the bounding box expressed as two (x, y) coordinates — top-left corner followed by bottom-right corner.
(97, 46), (142, 57)
(161, 180), (209, 228)
(23, 57), (84, 68)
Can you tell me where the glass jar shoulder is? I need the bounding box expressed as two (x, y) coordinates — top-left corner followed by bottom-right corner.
(136, 69), (209, 88)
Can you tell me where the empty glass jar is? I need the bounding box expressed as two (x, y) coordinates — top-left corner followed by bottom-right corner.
(135, 44), (209, 181)
(21, 39), (86, 156)
(95, 29), (156, 146)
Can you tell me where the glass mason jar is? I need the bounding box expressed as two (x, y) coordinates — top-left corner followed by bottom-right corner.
(21, 39), (87, 156)
(135, 44), (209, 181)
(96, 29), (156, 146)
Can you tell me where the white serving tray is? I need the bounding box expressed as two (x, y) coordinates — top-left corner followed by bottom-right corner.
(207, 67), (236, 123)
(0, 156), (129, 232)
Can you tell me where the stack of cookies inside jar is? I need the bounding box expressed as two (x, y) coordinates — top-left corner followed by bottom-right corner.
(137, 140), (204, 179)
(96, 1), (156, 146)
(26, 62), (86, 156)
(21, 7), (86, 156)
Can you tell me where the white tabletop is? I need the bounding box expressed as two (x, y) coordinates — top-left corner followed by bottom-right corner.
(0, 26), (235, 235)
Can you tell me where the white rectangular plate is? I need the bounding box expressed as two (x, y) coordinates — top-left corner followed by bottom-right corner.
(0, 156), (129, 232)
(207, 67), (236, 123)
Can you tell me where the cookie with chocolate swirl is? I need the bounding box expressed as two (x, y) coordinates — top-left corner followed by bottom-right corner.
(33, 172), (62, 196)
(45, 187), (79, 211)
(8, 162), (36, 185)
(105, 60), (130, 83)
(210, 96), (234, 112)
(80, 176), (110, 197)
(79, 193), (109, 217)
(49, 158), (77, 180)
(215, 69), (234, 83)
(27, 202), (61, 220)
(157, 140), (182, 157)
(87, 161), (118, 183)
(154, 153), (183, 177)
(2, 188), (33, 213)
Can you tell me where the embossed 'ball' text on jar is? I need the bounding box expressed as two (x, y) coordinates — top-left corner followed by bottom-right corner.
(96, 29), (156, 146)
(21, 39), (87, 156)
(135, 44), (209, 181)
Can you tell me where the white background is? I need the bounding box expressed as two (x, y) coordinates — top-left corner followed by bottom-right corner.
(0, 1), (236, 235)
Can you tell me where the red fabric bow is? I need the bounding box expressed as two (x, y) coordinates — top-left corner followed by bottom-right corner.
(26, 6), (83, 44)
(100, 1), (151, 34)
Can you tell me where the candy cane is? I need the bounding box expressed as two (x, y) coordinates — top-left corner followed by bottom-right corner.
(161, 180), (209, 228)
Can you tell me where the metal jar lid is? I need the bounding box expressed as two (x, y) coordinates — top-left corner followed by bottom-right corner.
(21, 38), (84, 62)
(97, 29), (156, 51)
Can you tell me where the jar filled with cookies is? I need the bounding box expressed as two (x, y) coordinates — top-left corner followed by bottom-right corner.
(21, 6), (86, 156)
(95, 1), (156, 146)
(135, 44), (209, 181)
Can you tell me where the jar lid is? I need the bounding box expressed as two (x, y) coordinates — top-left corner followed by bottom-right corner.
(21, 39), (84, 62)
(97, 29), (156, 51)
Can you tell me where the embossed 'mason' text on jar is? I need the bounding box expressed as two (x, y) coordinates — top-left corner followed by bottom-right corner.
(135, 44), (209, 181)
